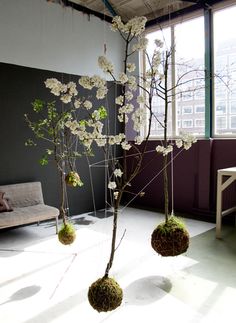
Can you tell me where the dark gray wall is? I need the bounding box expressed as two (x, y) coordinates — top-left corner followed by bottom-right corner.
(0, 62), (120, 216)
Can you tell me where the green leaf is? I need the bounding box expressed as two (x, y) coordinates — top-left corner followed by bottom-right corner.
(32, 99), (44, 113)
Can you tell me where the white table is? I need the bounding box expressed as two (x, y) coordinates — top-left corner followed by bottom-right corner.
(216, 167), (236, 238)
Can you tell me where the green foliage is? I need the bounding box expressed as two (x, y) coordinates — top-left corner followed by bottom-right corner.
(32, 99), (44, 113)
(156, 216), (186, 235)
(39, 155), (49, 166)
(65, 171), (83, 187)
(58, 223), (76, 245)
(98, 106), (107, 119)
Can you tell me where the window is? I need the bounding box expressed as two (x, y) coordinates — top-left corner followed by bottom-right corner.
(182, 106), (193, 114)
(195, 105), (205, 113)
(230, 101), (236, 114)
(144, 3), (236, 138)
(146, 16), (205, 138)
(182, 119), (193, 128)
(214, 4), (236, 136)
(230, 116), (236, 129)
(195, 119), (205, 127)
(216, 116), (227, 130)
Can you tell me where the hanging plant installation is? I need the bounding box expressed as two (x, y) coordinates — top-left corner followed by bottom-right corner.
(28, 13), (203, 310)
(25, 83), (106, 245)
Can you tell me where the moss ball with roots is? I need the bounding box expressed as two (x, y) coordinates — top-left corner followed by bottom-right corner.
(58, 223), (76, 245)
(151, 216), (189, 257)
(88, 277), (123, 312)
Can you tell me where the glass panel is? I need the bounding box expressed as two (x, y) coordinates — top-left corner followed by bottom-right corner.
(214, 5), (236, 135)
(175, 16), (205, 136)
(146, 27), (172, 137)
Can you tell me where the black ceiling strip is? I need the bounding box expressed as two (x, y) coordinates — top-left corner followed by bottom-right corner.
(146, 0), (225, 28)
(60, 0), (113, 23)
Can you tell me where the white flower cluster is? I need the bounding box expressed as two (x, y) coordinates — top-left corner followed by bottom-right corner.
(114, 168), (123, 177)
(108, 181), (116, 190)
(79, 75), (108, 99)
(134, 135), (143, 145)
(131, 107), (146, 132)
(127, 63), (136, 73)
(98, 56), (114, 74)
(132, 37), (149, 52)
(45, 78), (78, 103)
(176, 132), (197, 150)
(111, 16), (147, 36)
(118, 72), (129, 84)
(156, 144), (173, 156)
(115, 95), (124, 106)
(127, 76), (137, 91)
(108, 133), (126, 145)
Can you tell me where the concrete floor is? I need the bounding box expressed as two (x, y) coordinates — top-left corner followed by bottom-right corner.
(0, 207), (235, 323)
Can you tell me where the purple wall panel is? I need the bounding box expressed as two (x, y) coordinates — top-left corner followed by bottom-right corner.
(126, 139), (236, 219)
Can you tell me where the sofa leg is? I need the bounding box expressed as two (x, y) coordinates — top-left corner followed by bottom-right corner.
(55, 217), (59, 234)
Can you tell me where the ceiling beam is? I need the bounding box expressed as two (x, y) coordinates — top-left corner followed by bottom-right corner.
(60, 0), (113, 23)
(101, 0), (117, 17)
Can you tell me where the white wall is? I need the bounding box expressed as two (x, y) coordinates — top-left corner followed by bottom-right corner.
(0, 0), (124, 77)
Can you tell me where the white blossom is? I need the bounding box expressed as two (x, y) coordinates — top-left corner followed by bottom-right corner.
(60, 94), (72, 103)
(119, 72), (128, 84)
(132, 107), (146, 131)
(134, 135), (143, 145)
(128, 75), (137, 91)
(137, 95), (145, 104)
(114, 191), (119, 200)
(121, 141), (131, 150)
(74, 99), (81, 109)
(132, 37), (149, 52)
(155, 39), (164, 48)
(127, 63), (136, 73)
(156, 144), (173, 156)
(118, 114), (129, 123)
(95, 137), (106, 147)
(98, 56), (114, 74)
(176, 132), (197, 150)
(83, 100), (92, 110)
(96, 87), (108, 99)
(111, 16), (147, 36)
(108, 181), (117, 190)
(114, 169), (123, 177)
(79, 76), (93, 89)
(67, 81), (78, 96)
(125, 91), (133, 101)
(115, 95), (124, 106)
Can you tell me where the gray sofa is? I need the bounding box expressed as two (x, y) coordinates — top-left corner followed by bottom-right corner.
(0, 182), (59, 233)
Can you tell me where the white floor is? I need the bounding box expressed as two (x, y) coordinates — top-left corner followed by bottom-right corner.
(0, 207), (231, 323)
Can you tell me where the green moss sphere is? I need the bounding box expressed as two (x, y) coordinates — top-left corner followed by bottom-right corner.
(88, 276), (123, 312)
(151, 216), (189, 257)
(65, 171), (83, 187)
(58, 223), (76, 245)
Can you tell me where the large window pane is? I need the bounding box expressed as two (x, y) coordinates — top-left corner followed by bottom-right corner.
(175, 16), (205, 136)
(214, 5), (236, 136)
(146, 27), (172, 137)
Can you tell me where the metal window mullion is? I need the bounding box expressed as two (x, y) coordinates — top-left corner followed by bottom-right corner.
(204, 8), (214, 138)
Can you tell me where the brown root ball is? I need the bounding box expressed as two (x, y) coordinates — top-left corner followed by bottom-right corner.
(88, 276), (123, 312)
(151, 216), (189, 257)
(58, 223), (76, 245)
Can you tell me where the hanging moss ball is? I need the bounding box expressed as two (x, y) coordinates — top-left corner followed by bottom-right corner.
(65, 171), (83, 187)
(151, 216), (189, 257)
(58, 223), (76, 245)
(88, 276), (123, 312)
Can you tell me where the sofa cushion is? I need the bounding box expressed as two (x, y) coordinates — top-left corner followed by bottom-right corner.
(0, 182), (44, 208)
(0, 204), (59, 228)
(0, 191), (13, 212)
